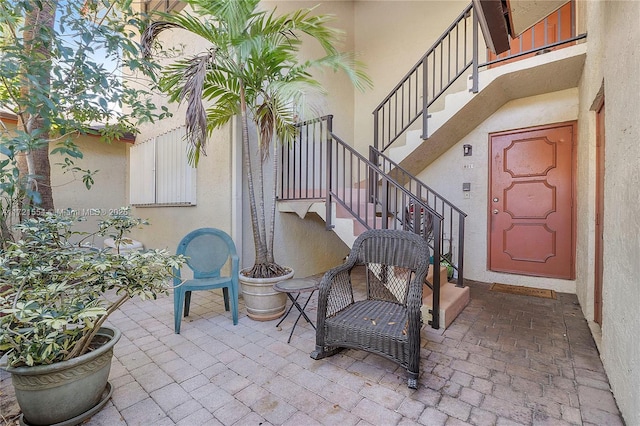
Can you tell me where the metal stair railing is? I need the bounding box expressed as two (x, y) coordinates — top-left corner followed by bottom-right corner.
(371, 146), (467, 287)
(372, 1), (586, 155)
(280, 115), (446, 329)
(373, 3), (475, 153)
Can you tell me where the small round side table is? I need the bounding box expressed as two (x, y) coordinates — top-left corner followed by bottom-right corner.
(273, 278), (319, 343)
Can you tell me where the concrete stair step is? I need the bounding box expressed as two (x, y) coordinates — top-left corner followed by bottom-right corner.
(425, 264), (448, 289)
(335, 201), (377, 219)
(421, 265), (470, 329)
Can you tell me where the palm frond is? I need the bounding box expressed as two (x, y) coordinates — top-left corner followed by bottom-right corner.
(181, 51), (215, 159)
(260, 7), (344, 56)
(140, 21), (182, 59)
(148, 0), (373, 278)
(297, 52), (374, 93)
(255, 101), (274, 162)
(185, 0), (260, 34)
(164, 11), (223, 46)
(205, 101), (237, 130)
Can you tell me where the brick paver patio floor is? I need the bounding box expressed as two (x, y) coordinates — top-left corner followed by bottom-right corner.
(1, 272), (625, 425)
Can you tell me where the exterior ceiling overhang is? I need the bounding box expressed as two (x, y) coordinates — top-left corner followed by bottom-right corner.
(472, 0), (511, 55)
(473, 0), (572, 54)
(506, 0), (571, 36)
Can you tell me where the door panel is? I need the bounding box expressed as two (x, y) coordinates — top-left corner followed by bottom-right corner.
(489, 123), (575, 279)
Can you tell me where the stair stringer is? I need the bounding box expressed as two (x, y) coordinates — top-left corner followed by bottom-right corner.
(278, 199), (359, 247)
(309, 201), (359, 248)
(388, 43), (587, 174)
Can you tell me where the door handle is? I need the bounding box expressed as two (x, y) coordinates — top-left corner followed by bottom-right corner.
(492, 209), (499, 214)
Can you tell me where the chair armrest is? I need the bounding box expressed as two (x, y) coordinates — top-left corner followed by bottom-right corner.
(316, 262), (356, 333)
(315, 264), (353, 350)
(231, 254), (240, 275)
(406, 276), (424, 329)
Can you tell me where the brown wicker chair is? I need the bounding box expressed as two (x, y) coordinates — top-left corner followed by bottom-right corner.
(310, 229), (430, 388)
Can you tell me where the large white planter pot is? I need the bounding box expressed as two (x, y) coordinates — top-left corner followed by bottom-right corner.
(240, 268), (294, 321)
(5, 326), (120, 426)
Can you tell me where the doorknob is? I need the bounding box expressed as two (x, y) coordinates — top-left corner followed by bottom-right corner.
(492, 209), (499, 214)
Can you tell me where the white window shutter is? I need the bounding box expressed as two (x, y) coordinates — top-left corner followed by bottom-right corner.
(130, 126), (196, 206)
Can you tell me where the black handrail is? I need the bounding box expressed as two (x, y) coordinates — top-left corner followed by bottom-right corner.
(373, 3), (475, 152)
(279, 1), (588, 327)
(281, 116), (445, 329)
(371, 146), (467, 287)
(373, 1), (585, 154)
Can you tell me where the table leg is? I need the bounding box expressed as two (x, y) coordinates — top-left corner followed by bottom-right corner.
(275, 292), (300, 328)
(285, 290), (316, 343)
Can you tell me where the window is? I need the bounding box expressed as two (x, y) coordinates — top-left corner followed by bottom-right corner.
(130, 126), (196, 206)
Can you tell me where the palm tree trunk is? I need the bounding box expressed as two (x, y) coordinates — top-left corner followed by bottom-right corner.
(16, 0), (57, 214)
(240, 84), (268, 273)
(267, 127), (278, 263)
(256, 130), (268, 260)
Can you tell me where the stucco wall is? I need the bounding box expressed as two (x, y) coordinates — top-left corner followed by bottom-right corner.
(575, 0), (605, 331)
(128, 3), (235, 252)
(2, 118), (131, 247)
(352, 1), (468, 153)
(0, 119), (129, 246)
(129, 124), (236, 252)
(593, 1), (640, 424)
(262, 1), (357, 141)
(50, 136), (129, 245)
(416, 89), (579, 293)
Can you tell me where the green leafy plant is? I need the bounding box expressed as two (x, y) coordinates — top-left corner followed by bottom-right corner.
(141, 0), (371, 278)
(0, 208), (185, 367)
(0, 0), (170, 228)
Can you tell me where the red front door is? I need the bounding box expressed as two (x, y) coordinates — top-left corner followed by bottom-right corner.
(489, 122), (576, 279)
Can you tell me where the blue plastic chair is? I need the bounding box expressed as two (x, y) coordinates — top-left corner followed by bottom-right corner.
(173, 228), (239, 333)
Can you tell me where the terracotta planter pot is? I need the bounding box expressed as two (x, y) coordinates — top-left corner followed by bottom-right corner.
(240, 268), (294, 321)
(6, 326), (120, 426)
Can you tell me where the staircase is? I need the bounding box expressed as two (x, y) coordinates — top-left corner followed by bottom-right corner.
(279, 117), (461, 330)
(278, 1), (586, 330)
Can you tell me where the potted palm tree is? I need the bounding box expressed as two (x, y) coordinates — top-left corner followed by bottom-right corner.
(141, 0), (370, 320)
(0, 209), (184, 425)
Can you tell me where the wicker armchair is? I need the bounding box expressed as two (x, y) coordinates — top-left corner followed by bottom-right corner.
(311, 229), (430, 388)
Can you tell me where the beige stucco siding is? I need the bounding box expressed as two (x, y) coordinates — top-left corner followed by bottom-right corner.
(0, 118), (129, 245)
(575, 0), (605, 329)
(128, 3), (235, 252)
(263, 1), (357, 141)
(129, 124), (236, 252)
(51, 136), (129, 243)
(352, 1), (468, 153)
(595, 1), (640, 423)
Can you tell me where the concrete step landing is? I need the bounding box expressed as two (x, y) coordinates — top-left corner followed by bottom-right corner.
(422, 265), (470, 330)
